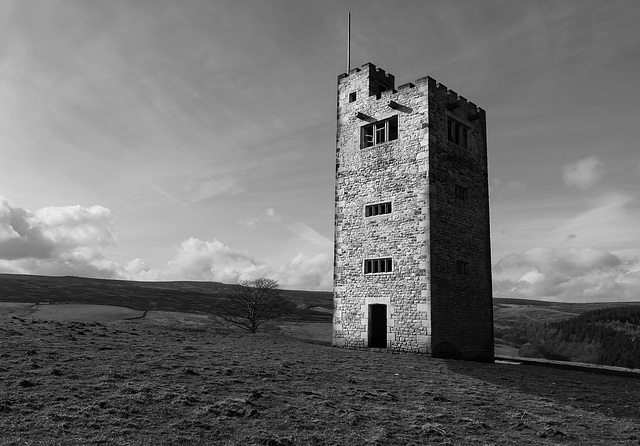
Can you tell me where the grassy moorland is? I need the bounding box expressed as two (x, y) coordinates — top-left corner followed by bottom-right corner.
(1, 312), (640, 445)
(2, 273), (640, 363)
(2, 273), (636, 324)
(0, 274), (332, 323)
(1, 274), (640, 444)
(3, 273), (639, 359)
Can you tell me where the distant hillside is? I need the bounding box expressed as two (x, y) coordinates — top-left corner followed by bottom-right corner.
(3, 273), (640, 367)
(0, 274), (333, 323)
(495, 300), (640, 369)
(492, 297), (640, 324)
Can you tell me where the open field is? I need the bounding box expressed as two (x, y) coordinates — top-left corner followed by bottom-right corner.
(3, 274), (639, 323)
(2, 313), (640, 445)
(2, 274), (640, 444)
(0, 274), (333, 323)
(2, 273), (640, 360)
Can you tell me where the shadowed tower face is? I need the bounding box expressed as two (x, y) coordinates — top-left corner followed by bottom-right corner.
(332, 63), (494, 362)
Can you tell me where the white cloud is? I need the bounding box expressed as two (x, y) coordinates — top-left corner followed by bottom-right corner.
(494, 247), (621, 276)
(265, 208), (280, 220)
(160, 237), (269, 283)
(489, 178), (527, 198)
(120, 258), (160, 281)
(494, 246), (640, 302)
(156, 238), (332, 290)
(0, 198), (332, 291)
(553, 192), (638, 256)
(286, 222), (332, 248)
(0, 198), (116, 274)
(273, 252), (332, 291)
(240, 207), (282, 227)
(150, 175), (243, 207)
(562, 156), (602, 190)
(0, 200), (53, 259)
(183, 176), (243, 204)
(34, 204), (115, 246)
(0, 255), (117, 279)
(560, 192), (630, 231)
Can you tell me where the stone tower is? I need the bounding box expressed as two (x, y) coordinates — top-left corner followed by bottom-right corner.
(332, 63), (494, 362)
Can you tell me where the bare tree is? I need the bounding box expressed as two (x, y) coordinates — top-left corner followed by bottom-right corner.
(218, 278), (286, 333)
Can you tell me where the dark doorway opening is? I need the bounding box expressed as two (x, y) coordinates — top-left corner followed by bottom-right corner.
(368, 304), (387, 348)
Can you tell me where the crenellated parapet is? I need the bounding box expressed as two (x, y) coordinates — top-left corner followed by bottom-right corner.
(338, 63), (395, 99)
(339, 66), (485, 120)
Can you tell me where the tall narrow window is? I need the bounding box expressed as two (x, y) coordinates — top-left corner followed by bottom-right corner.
(456, 260), (470, 275)
(455, 184), (469, 201)
(365, 201), (392, 217)
(364, 258), (393, 274)
(362, 116), (398, 148)
(349, 92), (357, 103)
(447, 116), (470, 147)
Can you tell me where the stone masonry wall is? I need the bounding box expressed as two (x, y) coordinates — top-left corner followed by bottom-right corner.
(427, 80), (494, 361)
(333, 63), (493, 361)
(333, 63), (432, 353)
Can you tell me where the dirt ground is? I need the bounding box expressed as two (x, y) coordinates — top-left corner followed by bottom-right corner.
(1, 310), (640, 445)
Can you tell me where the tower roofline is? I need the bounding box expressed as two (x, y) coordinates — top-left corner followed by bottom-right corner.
(339, 64), (484, 115)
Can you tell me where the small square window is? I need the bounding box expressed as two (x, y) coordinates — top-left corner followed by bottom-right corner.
(455, 184), (469, 201)
(349, 92), (357, 103)
(456, 260), (470, 275)
(364, 258), (393, 274)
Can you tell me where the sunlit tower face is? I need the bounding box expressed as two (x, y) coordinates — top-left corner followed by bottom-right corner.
(332, 63), (494, 362)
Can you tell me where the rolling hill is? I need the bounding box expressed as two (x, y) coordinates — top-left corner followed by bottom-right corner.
(2, 273), (639, 368)
(0, 273), (332, 323)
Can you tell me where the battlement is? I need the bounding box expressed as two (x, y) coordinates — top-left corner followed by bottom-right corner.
(338, 63), (395, 98)
(396, 82), (415, 91)
(431, 78), (484, 116)
(365, 63), (395, 86)
(339, 65), (484, 117)
(339, 63), (395, 83)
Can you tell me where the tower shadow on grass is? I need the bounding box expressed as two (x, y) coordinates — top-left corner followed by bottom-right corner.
(446, 359), (640, 422)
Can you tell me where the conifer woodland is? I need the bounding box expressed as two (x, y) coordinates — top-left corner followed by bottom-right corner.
(496, 305), (640, 369)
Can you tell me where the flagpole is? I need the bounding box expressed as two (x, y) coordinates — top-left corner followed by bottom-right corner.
(347, 12), (351, 73)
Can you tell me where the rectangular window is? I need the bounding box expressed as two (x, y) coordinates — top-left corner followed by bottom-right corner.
(349, 92), (357, 103)
(456, 260), (470, 275)
(455, 184), (469, 201)
(447, 116), (469, 147)
(362, 115), (398, 148)
(364, 258), (393, 274)
(365, 201), (392, 217)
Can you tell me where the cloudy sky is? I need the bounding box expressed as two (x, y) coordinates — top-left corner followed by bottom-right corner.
(1, 0), (639, 302)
